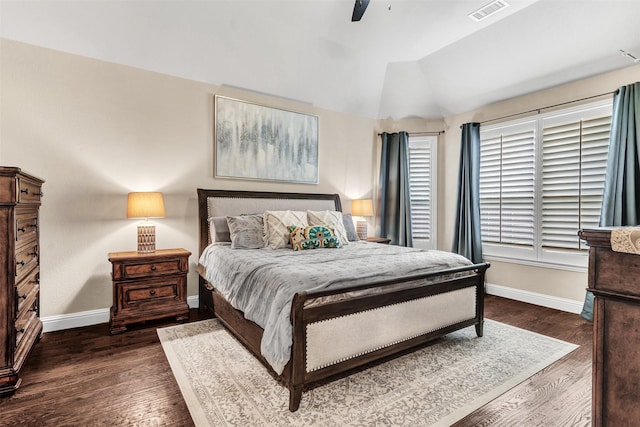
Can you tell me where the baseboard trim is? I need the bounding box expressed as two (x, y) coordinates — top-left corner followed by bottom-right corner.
(486, 283), (583, 314)
(42, 295), (200, 333)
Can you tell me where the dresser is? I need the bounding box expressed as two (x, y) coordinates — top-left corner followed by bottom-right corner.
(579, 228), (640, 426)
(0, 167), (44, 396)
(108, 248), (190, 334)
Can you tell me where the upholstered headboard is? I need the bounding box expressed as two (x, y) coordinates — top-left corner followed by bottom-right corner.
(196, 189), (342, 256)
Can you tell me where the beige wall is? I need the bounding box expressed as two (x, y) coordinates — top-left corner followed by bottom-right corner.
(0, 39), (378, 317)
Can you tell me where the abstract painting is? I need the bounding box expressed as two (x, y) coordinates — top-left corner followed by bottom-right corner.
(215, 96), (319, 184)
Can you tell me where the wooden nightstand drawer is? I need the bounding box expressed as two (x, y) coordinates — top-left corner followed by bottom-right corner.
(121, 279), (181, 305)
(122, 259), (183, 279)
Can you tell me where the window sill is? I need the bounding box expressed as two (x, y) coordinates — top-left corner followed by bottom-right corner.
(482, 254), (587, 273)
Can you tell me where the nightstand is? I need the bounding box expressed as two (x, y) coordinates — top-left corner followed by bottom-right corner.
(366, 237), (391, 244)
(108, 248), (191, 334)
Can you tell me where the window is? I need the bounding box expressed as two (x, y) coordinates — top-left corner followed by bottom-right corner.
(408, 135), (437, 249)
(479, 101), (612, 268)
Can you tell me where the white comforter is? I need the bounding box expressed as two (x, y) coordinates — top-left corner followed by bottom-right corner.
(198, 241), (472, 374)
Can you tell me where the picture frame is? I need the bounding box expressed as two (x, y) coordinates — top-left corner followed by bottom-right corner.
(214, 95), (319, 184)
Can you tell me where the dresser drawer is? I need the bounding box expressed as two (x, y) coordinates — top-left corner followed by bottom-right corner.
(15, 209), (38, 249)
(15, 243), (38, 279)
(16, 176), (43, 204)
(16, 306), (38, 350)
(16, 269), (39, 314)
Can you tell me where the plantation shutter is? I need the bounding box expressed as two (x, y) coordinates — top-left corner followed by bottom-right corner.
(408, 137), (433, 240)
(480, 122), (535, 246)
(542, 114), (611, 251)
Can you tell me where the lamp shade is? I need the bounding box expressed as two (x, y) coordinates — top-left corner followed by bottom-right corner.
(127, 192), (166, 219)
(352, 199), (373, 217)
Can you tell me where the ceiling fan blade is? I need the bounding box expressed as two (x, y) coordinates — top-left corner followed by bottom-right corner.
(351, 0), (370, 22)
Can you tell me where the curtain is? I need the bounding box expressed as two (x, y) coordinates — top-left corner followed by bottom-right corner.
(599, 82), (640, 226)
(378, 132), (413, 246)
(451, 123), (483, 263)
(581, 81), (640, 321)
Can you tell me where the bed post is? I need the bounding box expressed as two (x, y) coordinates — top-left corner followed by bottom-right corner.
(289, 293), (306, 411)
(475, 264), (489, 337)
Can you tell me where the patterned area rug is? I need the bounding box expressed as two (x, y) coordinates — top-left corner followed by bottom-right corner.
(157, 319), (578, 426)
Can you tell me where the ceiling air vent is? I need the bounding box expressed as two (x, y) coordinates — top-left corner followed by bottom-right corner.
(469, 0), (509, 22)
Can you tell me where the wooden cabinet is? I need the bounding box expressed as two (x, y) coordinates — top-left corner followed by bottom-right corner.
(0, 166), (44, 396)
(108, 248), (191, 334)
(579, 228), (640, 427)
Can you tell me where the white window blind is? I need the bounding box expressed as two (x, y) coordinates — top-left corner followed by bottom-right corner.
(408, 136), (437, 248)
(479, 100), (612, 269)
(479, 122), (535, 247)
(542, 114), (611, 251)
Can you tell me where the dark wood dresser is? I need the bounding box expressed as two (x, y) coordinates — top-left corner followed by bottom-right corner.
(579, 227), (640, 426)
(0, 167), (44, 396)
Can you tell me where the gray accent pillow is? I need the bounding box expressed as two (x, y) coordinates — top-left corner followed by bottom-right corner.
(209, 216), (231, 243)
(226, 214), (264, 249)
(342, 213), (359, 241)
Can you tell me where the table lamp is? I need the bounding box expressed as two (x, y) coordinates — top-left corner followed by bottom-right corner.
(352, 199), (373, 240)
(127, 192), (165, 253)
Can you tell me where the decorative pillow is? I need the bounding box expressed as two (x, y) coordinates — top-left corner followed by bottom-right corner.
(208, 216), (231, 243)
(226, 214), (264, 249)
(342, 213), (359, 241)
(307, 210), (349, 246)
(264, 210), (308, 249)
(288, 225), (341, 251)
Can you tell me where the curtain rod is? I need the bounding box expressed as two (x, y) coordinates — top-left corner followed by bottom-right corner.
(377, 131), (445, 136)
(479, 90), (617, 125)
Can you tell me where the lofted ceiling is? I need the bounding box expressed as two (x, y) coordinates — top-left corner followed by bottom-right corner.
(1, 0), (639, 120)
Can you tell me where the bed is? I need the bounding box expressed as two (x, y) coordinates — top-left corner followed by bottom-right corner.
(196, 188), (490, 412)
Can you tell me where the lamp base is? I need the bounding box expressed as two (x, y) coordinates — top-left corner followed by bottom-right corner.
(356, 221), (368, 240)
(137, 225), (156, 253)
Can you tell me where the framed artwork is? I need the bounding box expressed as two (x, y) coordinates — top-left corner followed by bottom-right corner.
(214, 95), (319, 184)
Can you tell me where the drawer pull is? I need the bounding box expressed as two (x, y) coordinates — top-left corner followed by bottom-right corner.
(20, 188), (29, 195)
(16, 327), (25, 334)
(17, 260), (25, 267)
(36, 191), (44, 197)
(149, 290), (157, 296)
(18, 226), (26, 233)
(20, 293), (27, 300)
(29, 250), (38, 258)
(150, 265), (157, 271)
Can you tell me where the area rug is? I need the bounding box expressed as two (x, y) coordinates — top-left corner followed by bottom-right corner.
(157, 319), (578, 426)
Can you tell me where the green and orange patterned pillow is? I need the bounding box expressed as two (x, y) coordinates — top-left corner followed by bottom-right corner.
(288, 225), (341, 251)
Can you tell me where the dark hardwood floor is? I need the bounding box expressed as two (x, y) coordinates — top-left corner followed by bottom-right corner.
(0, 295), (592, 426)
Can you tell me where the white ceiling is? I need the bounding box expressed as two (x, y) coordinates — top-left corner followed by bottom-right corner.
(1, 0), (639, 120)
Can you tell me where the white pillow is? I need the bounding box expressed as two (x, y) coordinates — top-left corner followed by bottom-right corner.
(263, 210), (308, 249)
(208, 216), (231, 243)
(307, 210), (349, 246)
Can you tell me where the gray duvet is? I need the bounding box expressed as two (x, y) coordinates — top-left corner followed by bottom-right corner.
(198, 241), (472, 374)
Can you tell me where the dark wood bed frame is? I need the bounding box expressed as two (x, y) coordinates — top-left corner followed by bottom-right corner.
(196, 188), (490, 411)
